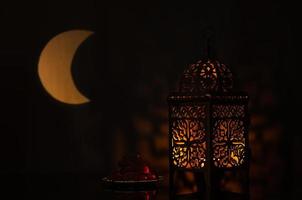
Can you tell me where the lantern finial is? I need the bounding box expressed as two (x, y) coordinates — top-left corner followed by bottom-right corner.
(204, 28), (213, 59)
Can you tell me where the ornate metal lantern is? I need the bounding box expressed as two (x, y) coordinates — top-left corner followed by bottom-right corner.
(168, 59), (250, 199)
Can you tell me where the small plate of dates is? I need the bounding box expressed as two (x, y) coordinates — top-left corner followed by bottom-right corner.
(102, 154), (163, 190)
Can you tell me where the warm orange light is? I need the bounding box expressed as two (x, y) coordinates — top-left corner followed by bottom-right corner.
(213, 119), (245, 168)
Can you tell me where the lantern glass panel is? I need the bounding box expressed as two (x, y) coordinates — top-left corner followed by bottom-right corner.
(171, 104), (207, 169)
(212, 104), (246, 168)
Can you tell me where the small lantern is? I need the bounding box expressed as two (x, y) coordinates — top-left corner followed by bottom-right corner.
(168, 59), (250, 199)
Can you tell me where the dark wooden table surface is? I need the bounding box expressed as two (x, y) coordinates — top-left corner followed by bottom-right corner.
(4, 173), (247, 200)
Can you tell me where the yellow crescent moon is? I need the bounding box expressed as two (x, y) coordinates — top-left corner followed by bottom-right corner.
(38, 30), (94, 104)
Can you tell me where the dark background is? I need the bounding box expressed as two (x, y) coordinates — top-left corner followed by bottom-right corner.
(1, 0), (301, 199)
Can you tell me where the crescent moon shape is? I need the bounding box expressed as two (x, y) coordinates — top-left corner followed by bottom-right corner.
(38, 30), (94, 104)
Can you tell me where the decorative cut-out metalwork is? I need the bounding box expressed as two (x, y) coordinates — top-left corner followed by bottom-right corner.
(171, 105), (206, 119)
(199, 62), (218, 90)
(212, 105), (245, 118)
(180, 60), (234, 93)
(171, 108), (206, 168)
(217, 61), (233, 92)
(212, 119), (245, 168)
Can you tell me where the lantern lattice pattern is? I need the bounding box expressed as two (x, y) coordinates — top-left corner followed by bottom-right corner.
(180, 60), (233, 93)
(171, 104), (206, 169)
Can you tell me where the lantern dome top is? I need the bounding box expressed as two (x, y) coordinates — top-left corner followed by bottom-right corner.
(179, 59), (233, 93)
